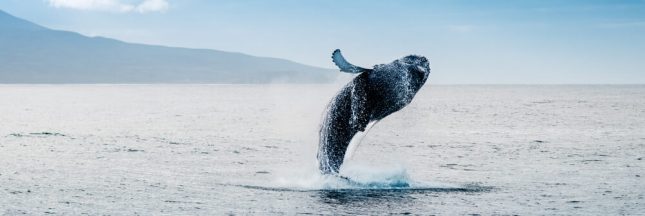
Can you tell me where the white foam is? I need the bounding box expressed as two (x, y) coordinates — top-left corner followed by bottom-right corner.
(269, 163), (460, 191)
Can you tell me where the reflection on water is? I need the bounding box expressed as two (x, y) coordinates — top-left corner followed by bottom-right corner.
(314, 186), (492, 214)
(318, 189), (416, 205)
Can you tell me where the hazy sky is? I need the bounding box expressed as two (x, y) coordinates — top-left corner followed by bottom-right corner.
(1, 0), (644, 84)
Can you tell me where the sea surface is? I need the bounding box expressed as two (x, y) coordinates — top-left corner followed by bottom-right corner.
(0, 84), (643, 215)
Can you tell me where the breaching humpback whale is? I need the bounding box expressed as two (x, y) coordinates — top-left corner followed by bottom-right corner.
(317, 49), (431, 175)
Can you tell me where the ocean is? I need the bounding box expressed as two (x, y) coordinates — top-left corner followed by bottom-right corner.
(1, 84), (643, 215)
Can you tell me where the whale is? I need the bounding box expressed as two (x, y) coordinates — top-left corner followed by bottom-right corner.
(317, 49), (431, 175)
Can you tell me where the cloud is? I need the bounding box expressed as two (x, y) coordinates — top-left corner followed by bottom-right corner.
(135, 0), (168, 13)
(46, 0), (169, 13)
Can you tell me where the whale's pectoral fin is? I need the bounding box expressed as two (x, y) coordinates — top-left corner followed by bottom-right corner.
(349, 75), (370, 132)
(332, 49), (372, 74)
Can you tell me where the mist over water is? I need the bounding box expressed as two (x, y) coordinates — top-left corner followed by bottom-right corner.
(1, 84), (644, 215)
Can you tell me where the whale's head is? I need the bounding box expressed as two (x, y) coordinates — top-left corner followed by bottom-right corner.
(403, 55), (430, 79)
(395, 55), (431, 91)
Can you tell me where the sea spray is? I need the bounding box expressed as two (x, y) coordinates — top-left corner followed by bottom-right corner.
(268, 162), (463, 190)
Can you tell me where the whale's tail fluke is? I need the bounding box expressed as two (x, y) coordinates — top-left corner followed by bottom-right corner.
(332, 49), (372, 74)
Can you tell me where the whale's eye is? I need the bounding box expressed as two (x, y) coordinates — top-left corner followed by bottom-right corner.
(416, 65), (426, 72)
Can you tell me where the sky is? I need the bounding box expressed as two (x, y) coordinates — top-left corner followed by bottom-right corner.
(1, 0), (644, 84)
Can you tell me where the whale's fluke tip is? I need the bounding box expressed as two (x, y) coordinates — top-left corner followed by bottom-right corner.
(331, 49), (370, 74)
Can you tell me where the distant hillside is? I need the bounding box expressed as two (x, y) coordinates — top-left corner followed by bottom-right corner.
(0, 10), (336, 83)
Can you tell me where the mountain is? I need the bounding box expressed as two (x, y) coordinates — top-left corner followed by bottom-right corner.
(0, 10), (336, 83)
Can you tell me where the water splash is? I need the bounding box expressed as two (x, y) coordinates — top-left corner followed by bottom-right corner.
(230, 164), (480, 192)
